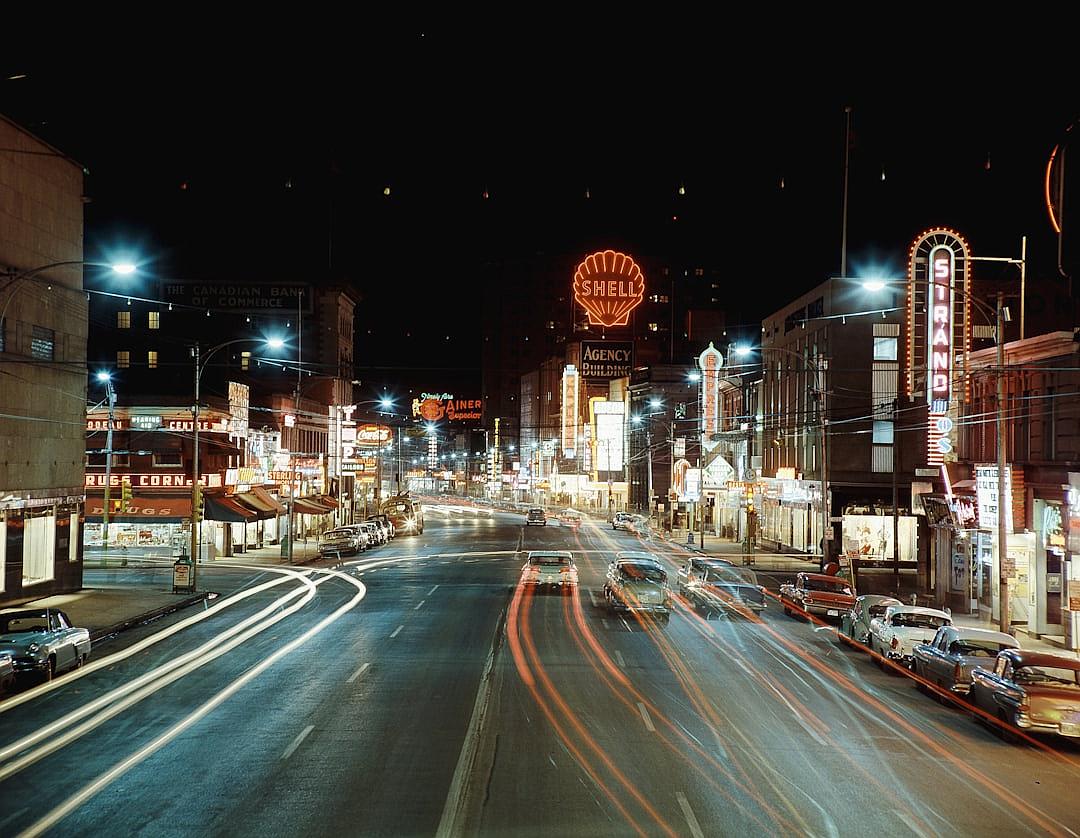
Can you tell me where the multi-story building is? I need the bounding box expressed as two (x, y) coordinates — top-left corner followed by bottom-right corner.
(0, 115), (88, 605)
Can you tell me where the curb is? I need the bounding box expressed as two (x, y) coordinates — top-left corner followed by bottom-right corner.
(89, 591), (214, 642)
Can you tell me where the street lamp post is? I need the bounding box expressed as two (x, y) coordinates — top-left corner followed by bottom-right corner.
(95, 372), (117, 561)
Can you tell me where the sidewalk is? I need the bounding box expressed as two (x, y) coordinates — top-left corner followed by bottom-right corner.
(660, 526), (819, 572)
(949, 612), (1079, 660)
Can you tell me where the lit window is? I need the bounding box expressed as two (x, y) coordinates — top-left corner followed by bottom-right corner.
(648, 323), (659, 332)
(31, 326), (55, 360)
(21, 509), (56, 585)
(873, 420), (894, 444)
(148, 350), (158, 369)
(873, 337), (898, 361)
(241, 351), (251, 371)
(117, 350), (130, 369)
(117, 311), (131, 329)
(149, 311), (160, 329)
(695, 268), (704, 276)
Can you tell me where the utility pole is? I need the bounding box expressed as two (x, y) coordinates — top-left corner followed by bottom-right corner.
(646, 427), (654, 522)
(892, 397), (900, 597)
(102, 377), (116, 563)
(997, 291), (1010, 633)
(191, 342), (201, 581)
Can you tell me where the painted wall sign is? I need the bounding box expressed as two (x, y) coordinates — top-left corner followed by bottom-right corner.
(161, 281), (312, 313)
(573, 250), (645, 327)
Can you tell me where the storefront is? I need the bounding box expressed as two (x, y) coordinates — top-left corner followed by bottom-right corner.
(84, 492), (191, 556)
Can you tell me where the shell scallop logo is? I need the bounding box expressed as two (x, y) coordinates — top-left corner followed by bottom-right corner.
(573, 250), (645, 327)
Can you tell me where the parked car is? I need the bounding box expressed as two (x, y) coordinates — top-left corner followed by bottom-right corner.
(526, 507), (547, 526)
(0, 608), (91, 682)
(868, 605), (952, 670)
(840, 595), (903, 645)
(366, 516), (391, 542)
(679, 560), (765, 617)
(522, 551), (578, 592)
(0, 652), (15, 695)
(969, 649), (1080, 740)
(779, 572), (855, 620)
(912, 626), (1019, 696)
(604, 558), (673, 621)
(340, 524), (372, 552)
(360, 521), (385, 546)
(625, 515), (652, 536)
(367, 514), (395, 539)
(318, 527), (362, 557)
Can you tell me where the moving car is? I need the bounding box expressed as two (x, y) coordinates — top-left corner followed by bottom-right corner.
(969, 649), (1080, 740)
(779, 572), (855, 620)
(318, 527), (363, 557)
(605, 558), (673, 621)
(522, 551), (578, 592)
(840, 595), (903, 645)
(526, 507), (546, 526)
(868, 605), (952, 670)
(611, 512), (634, 531)
(679, 560), (766, 617)
(0, 608), (91, 682)
(912, 625), (1019, 696)
(613, 550), (665, 571)
(557, 509), (582, 528)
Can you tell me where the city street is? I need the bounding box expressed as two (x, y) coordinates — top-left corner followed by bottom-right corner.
(1, 510), (1078, 837)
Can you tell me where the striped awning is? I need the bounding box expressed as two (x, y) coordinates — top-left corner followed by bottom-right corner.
(204, 494), (257, 523)
(233, 488), (285, 519)
(292, 496), (335, 515)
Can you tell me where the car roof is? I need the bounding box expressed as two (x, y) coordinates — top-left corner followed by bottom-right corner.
(949, 627), (1019, 645)
(1000, 648), (1080, 669)
(527, 550), (573, 558)
(856, 595), (902, 604)
(884, 605), (951, 618)
(616, 551), (661, 562)
(802, 572), (850, 582)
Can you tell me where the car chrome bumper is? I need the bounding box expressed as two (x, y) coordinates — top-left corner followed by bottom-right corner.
(12, 658), (48, 673)
(1016, 715), (1080, 737)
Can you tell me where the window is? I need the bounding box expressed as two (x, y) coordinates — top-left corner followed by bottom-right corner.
(873, 337), (898, 361)
(148, 350), (158, 369)
(31, 326), (55, 360)
(68, 513), (79, 562)
(111, 454), (130, 467)
(0, 514), (5, 592)
(148, 311), (160, 329)
(117, 350), (130, 368)
(241, 350), (251, 371)
(117, 311), (131, 329)
(153, 451), (183, 467)
(22, 509), (56, 586)
(694, 268), (704, 276)
(873, 421), (894, 444)
(648, 323), (659, 332)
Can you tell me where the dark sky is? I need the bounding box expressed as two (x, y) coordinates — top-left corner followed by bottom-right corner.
(4, 24), (1077, 393)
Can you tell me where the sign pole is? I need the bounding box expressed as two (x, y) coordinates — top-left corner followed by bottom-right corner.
(997, 292), (1009, 633)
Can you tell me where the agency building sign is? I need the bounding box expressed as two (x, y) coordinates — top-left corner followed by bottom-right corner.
(580, 341), (633, 381)
(573, 250), (645, 328)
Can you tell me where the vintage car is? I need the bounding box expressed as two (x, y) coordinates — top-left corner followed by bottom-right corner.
(605, 558), (673, 621)
(557, 509), (582, 528)
(526, 507), (547, 526)
(969, 649), (1080, 740)
(613, 551), (665, 571)
(0, 608), (91, 682)
(611, 511), (634, 531)
(318, 527), (363, 557)
(779, 572), (855, 620)
(912, 625), (1019, 696)
(679, 561), (765, 617)
(868, 605), (952, 670)
(840, 595), (903, 646)
(522, 551), (578, 592)
(0, 652), (15, 694)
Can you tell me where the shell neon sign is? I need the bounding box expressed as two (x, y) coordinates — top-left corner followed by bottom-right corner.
(573, 250), (645, 327)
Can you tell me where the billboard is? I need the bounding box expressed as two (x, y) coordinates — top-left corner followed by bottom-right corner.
(412, 392), (483, 423)
(161, 281), (312, 313)
(580, 341), (633, 381)
(590, 398), (625, 474)
(573, 250), (645, 327)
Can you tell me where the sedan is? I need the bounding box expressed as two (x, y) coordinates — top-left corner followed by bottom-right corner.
(840, 595), (903, 646)
(868, 605), (951, 670)
(912, 625), (1019, 697)
(0, 608), (91, 682)
(970, 649), (1080, 741)
(522, 551), (578, 592)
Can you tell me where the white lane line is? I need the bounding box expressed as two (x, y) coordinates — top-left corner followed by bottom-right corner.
(414, 600), (426, 611)
(390, 624), (404, 638)
(676, 792), (706, 838)
(588, 591), (598, 607)
(614, 650), (626, 668)
(347, 662), (370, 684)
(427, 584), (440, 596)
(637, 702), (656, 732)
(601, 619), (610, 629)
(281, 724), (314, 760)
(621, 618), (633, 632)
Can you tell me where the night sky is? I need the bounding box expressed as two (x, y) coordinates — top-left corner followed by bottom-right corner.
(4, 26), (1077, 396)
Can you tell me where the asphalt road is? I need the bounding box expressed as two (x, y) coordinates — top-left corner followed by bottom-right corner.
(2, 507), (1079, 837)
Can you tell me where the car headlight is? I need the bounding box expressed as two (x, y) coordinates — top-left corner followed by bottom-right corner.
(28, 643), (40, 653)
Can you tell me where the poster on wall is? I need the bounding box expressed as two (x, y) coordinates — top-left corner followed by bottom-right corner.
(842, 515), (918, 562)
(950, 538), (971, 594)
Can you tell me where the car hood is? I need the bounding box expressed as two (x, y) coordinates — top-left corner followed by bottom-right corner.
(803, 590), (854, 605)
(0, 631), (48, 653)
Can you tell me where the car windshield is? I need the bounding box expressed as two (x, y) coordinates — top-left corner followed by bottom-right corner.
(951, 640), (1011, 657)
(531, 555), (571, 566)
(1013, 665), (1080, 687)
(806, 578), (852, 594)
(706, 567), (757, 586)
(0, 611), (50, 633)
(620, 563), (666, 583)
(890, 613), (949, 629)
(868, 604), (894, 618)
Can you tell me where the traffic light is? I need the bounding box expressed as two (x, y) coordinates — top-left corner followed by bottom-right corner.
(120, 478), (133, 513)
(193, 484), (204, 524)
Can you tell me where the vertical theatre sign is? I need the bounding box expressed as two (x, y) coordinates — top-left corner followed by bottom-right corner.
(698, 342), (723, 451)
(561, 365), (579, 458)
(907, 228), (971, 466)
(573, 250), (645, 328)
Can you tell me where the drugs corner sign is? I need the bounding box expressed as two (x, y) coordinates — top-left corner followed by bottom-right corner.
(573, 250), (645, 327)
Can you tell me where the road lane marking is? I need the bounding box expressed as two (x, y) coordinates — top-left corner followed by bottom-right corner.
(601, 619), (610, 629)
(390, 624), (404, 638)
(347, 662), (370, 684)
(414, 600), (426, 611)
(676, 792), (705, 838)
(621, 618), (633, 632)
(427, 584), (440, 595)
(615, 650), (626, 668)
(281, 725), (314, 760)
(637, 702), (656, 732)
(588, 591), (598, 607)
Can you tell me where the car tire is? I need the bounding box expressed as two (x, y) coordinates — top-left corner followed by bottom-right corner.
(783, 606), (791, 616)
(43, 657), (55, 683)
(998, 710), (1021, 744)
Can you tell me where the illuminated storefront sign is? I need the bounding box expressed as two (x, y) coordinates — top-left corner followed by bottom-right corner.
(356, 424), (392, 446)
(573, 250), (645, 328)
(85, 473), (223, 488)
(928, 247), (953, 411)
(580, 341), (633, 380)
(412, 393), (484, 422)
(561, 365), (579, 458)
(698, 342), (724, 449)
(86, 415), (228, 433)
(975, 464), (1014, 534)
(590, 398), (625, 474)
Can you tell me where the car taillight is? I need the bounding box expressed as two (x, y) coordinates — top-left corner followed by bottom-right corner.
(560, 566), (570, 573)
(890, 637), (899, 650)
(804, 596), (814, 604)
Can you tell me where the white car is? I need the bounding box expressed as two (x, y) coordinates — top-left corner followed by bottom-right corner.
(868, 605), (952, 670)
(522, 551), (578, 592)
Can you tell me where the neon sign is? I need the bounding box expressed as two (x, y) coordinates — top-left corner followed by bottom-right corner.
(928, 246), (953, 412)
(573, 250), (645, 327)
(561, 365), (579, 458)
(698, 342), (724, 449)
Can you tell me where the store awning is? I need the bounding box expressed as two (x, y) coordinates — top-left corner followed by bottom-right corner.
(204, 494), (257, 523)
(292, 496), (335, 515)
(252, 486), (286, 514)
(85, 492), (191, 524)
(233, 489), (284, 519)
(311, 494), (339, 509)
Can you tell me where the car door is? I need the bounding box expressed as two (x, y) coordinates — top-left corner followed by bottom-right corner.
(926, 629), (951, 680)
(50, 611), (74, 670)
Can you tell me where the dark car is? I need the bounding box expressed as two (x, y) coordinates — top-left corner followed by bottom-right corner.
(969, 649), (1080, 740)
(526, 507), (546, 526)
(680, 563), (766, 617)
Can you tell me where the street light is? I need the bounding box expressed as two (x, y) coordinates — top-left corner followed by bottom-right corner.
(190, 336), (285, 583)
(0, 260), (138, 326)
(94, 371), (118, 560)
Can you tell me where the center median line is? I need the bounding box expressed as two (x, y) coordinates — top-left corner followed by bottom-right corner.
(280, 725), (314, 761)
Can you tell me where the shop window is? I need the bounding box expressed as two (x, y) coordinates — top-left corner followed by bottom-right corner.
(241, 350), (251, 371)
(117, 350), (130, 369)
(694, 268), (704, 276)
(153, 451), (182, 467)
(69, 513), (79, 562)
(148, 350), (158, 369)
(648, 323), (659, 332)
(31, 326), (55, 360)
(22, 509), (56, 586)
(149, 311), (160, 329)
(117, 311), (131, 329)
(0, 515), (5, 592)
